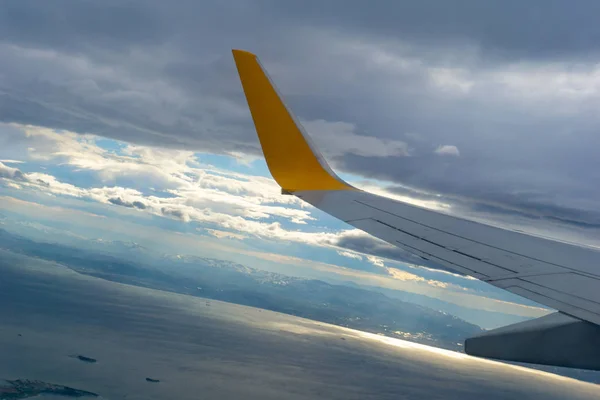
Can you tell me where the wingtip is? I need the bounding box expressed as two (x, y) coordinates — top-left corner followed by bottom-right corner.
(232, 49), (257, 59)
(232, 48), (352, 192)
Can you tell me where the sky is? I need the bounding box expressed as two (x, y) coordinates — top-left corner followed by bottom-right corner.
(2, 0), (600, 328)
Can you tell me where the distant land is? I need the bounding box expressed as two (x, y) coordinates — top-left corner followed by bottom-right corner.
(0, 228), (482, 351)
(69, 355), (97, 364)
(2, 227), (599, 383)
(0, 254), (598, 399)
(0, 214), (534, 329)
(0, 379), (98, 399)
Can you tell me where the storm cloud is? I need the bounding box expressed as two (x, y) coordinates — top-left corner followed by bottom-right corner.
(2, 0), (600, 236)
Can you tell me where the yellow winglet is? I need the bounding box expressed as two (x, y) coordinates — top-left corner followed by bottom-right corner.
(232, 49), (353, 192)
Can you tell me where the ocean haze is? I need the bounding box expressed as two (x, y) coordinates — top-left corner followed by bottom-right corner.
(0, 249), (599, 399)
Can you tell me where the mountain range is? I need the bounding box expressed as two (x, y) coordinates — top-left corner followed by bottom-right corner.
(0, 228), (483, 350)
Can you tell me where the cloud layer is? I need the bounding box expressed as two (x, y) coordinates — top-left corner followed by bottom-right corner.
(1, 0), (600, 236)
(0, 122), (555, 317)
(1, 124), (436, 280)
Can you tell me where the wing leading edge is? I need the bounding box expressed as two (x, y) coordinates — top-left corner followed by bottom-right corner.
(232, 49), (600, 370)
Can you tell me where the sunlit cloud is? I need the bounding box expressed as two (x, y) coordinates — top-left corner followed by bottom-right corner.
(0, 159), (25, 164)
(204, 228), (248, 240)
(303, 119), (409, 158)
(337, 250), (363, 260)
(0, 194), (549, 319)
(434, 145), (460, 157)
(350, 180), (452, 212)
(366, 255), (386, 267)
(0, 124), (559, 320)
(0, 126), (527, 299)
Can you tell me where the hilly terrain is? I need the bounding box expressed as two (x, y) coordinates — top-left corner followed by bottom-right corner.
(0, 228), (482, 350)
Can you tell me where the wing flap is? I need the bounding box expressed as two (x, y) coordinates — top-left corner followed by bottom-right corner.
(465, 312), (600, 370)
(524, 273), (600, 304)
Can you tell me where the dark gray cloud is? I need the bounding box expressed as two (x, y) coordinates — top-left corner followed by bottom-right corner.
(381, 183), (600, 231)
(108, 197), (147, 210)
(0, 162), (24, 180)
(2, 0), (600, 236)
(330, 231), (491, 285)
(132, 201), (147, 210)
(161, 207), (187, 221)
(4, 1), (600, 60)
(333, 232), (441, 269)
(0, 1), (169, 52)
(262, 0), (600, 60)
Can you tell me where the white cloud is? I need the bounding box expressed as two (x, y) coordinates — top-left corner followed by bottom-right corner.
(4, 150), (454, 287)
(434, 145), (460, 157)
(0, 127), (341, 247)
(4, 182), (22, 190)
(386, 267), (426, 283)
(302, 119), (410, 158)
(349, 39), (600, 104)
(491, 63), (600, 101)
(5, 123), (307, 218)
(337, 250), (363, 260)
(0, 194), (551, 318)
(227, 151), (262, 166)
(351, 180), (452, 212)
(205, 229), (248, 240)
(0, 124), (515, 294)
(0, 159), (25, 164)
(366, 255), (386, 267)
(0, 161), (24, 180)
(428, 67), (474, 94)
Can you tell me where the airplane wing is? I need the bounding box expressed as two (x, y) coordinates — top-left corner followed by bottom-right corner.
(232, 49), (600, 370)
